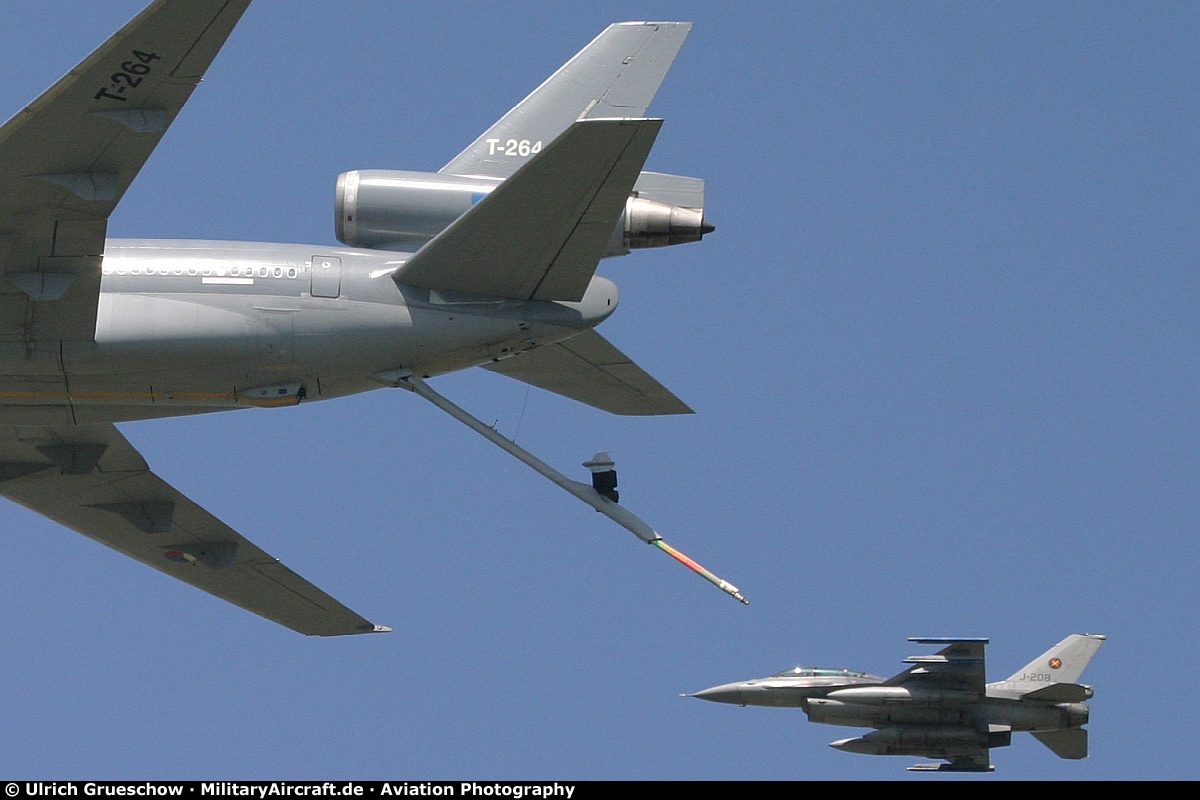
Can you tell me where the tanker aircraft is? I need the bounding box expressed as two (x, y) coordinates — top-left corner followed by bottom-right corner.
(690, 634), (1106, 772)
(0, 1), (740, 635)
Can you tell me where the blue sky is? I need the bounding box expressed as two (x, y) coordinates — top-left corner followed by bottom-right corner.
(1, 0), (1197, 781)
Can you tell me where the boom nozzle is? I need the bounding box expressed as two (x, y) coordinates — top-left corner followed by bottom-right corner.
(652, 538), (748, 604)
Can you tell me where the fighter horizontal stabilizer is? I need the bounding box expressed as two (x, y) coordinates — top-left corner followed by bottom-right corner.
(483, 329), (692, 416)
(1032, 728), (1088, 760)
(1021, 682), (1093, 703)
(397, 118), (661, 302)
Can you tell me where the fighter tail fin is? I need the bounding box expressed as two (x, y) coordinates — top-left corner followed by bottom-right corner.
(439, 22), (691, 179)
(1002, 634), (1105, 688)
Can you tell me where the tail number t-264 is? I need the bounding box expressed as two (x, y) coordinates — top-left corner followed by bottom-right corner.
(484, 138), (543, 157)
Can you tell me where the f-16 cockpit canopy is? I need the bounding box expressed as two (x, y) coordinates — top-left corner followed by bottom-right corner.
(771, 667), (881, 680)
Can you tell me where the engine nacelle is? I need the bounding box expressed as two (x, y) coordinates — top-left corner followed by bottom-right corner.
(620, 196), (713, 249)
(335, 169), (713, 254)
(336, 170), (499, 250)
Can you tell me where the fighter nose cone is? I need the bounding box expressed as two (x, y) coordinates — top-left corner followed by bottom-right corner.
(689, 684), (744, 705)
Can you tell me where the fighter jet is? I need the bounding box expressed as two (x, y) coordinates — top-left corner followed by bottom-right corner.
(0, 1), (740, 635)
(691, 634), (1106, 772)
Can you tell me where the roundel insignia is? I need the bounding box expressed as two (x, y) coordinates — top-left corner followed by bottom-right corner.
(1049, 657), (1063, 669)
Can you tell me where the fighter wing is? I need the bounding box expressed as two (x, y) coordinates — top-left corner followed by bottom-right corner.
(483, 329), (692, 415)
(0, 0), (252, 342)
(883, 637), (989, 696)
(396, 118), (661, 302)
(0, 423), (386, 636)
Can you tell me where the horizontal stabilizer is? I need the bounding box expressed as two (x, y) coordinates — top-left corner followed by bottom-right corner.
(1032, 728), (1088, 760)
(1022, 682), (1092, 703)
(397, 118), (661, 302)
(483, 329), (692, 416)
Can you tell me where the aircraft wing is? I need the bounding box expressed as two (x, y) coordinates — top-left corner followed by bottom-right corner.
(0, 0), (252, 342)
(0, 423), (386, 636)
(483, 329), (692, 415)
(883, 637), (989, 695)
(396, 117), (661, 302)
(877, 639), (1002, 772)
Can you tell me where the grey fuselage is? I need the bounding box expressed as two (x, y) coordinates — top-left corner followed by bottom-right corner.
(806, 692), (1090, 735)
(0, 239), (617, 426)
(691, 668), (887, 707)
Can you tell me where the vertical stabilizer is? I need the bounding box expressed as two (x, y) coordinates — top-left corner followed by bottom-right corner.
(998, 634), (1105, 689)
(440, 22), (691, 179)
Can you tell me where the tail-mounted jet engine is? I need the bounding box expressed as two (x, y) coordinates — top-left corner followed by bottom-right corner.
(335, 169), (713, 255)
